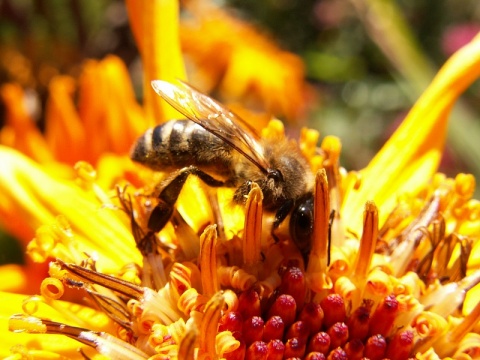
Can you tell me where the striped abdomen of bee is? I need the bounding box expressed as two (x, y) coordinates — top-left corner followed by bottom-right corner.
(131, 119), (236, 182)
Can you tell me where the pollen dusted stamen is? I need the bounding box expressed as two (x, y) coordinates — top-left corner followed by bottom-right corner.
(390, 193), (441, 276)
(353, 201), (378, 282)
(320, 136), (343, 246)
(198, 292), (230, 357)
(242, 183), (263, 276)
(307, 169), (332, 293)
(177, 323), (198, 360)
(433, 300), (480, 358)
(9, 314), (150, 360)
(199, 224), (219, 296)
(53, 259), (144, 299)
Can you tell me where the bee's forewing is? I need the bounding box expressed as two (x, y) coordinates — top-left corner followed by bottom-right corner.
(151, 80), (270, 173)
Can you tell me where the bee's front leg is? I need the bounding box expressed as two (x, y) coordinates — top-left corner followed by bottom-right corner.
(147, 166), (225, 233)
(271, 199), (294, 242)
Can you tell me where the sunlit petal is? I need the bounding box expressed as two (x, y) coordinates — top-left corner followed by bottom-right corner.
(343, 33), (480, 233)
(0, 146), (141, 271)
(125, 0), (187, 121)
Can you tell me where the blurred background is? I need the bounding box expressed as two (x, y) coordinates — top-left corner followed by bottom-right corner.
(1, 0), (480, 264)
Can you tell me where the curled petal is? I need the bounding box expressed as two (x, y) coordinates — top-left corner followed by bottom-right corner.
(343, 34), (480, 234)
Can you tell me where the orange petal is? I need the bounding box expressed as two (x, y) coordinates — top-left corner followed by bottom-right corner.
(44, 76), (86, 165)
(0, 84), (54, 163)
(343, 33), (480, 234)
(78, 56), (147, 163)
(0, 262), (49, 295)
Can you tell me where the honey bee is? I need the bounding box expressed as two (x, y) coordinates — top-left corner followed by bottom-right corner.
(131, 80), (315, 256)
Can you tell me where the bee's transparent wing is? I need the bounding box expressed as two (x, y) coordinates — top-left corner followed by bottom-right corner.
(151, 80), (270, 174)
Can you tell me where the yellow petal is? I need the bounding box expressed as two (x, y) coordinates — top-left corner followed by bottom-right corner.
(126, 0), (187, 122)
(0, 146), (141, 272)
(343, 33), (480, 234)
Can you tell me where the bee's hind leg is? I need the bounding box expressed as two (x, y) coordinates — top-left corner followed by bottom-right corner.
(147, 166), (225, 233)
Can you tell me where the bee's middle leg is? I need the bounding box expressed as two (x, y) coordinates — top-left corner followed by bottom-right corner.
(147, 166), (225, 233)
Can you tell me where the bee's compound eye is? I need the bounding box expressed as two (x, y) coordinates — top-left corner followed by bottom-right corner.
(267, 169), (283, 183)
(290, 195), (314, 254)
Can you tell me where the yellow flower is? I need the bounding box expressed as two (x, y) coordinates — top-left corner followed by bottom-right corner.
(1, 1), (480, 359)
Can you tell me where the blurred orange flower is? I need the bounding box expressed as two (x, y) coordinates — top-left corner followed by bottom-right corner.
(1, 0), (480, 359)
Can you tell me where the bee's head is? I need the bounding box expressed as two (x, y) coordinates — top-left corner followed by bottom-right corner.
(290, 193), (314, 257)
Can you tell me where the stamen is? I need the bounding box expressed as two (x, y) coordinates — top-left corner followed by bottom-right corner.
(346, 300), (373, 341)
(320, 136), (343, 247)
(385, 329), (414, 360)
(267, 294), (297, 328)
(246, 340), (268, 359)
(263, 316), (285, 342)
(326, 347), (348, 359)
(199, 225), (219, 296)
(199, 292), (225, 357)
(298, 302), (324, 335)
(279, 266), (306, 309)
(299, 127), (321, 172)
(243, 316), (264, 346)
(54, 260), (144, 299)
(74, 161), (112, 206)
(143, 287), (185, 325)
(243, 183), (263, 276)
(368, 295), (399, 337)
(40, 277), (64, 300)
(327, 322), (349, 349)
(177, 288), (208, 315)
(320, 294), (346, 329)
(390, 193), (440, 276)
(307, 332), (331, 354)
(9, 314), (149, 359)
(216, 331), (241, 358)
(169, 262), (192, 297)
(222, 289), (239, 313)
(237, 287), (261, 319)
(143, 252), (168, 290)
(435, 300), (480, 357)
(344, 339), (364, 360)
(307, 170), (330, 290)
(411, 311), (448, 354)
(28, 217), (82, 264)
(218, 265), (257, 291)
(352, 202), (378, 286)
(219, 311), (243, 333)
(305, 352), (327, 360)
(171, 210), (200, 260)
(224, 337), (246, 360)
(284, 337), (306, 358)
(266, 339), (285, 360)
(422, 270), (480, 317)
(363, 334), (386, 360)
(285, 321), (310, 344)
